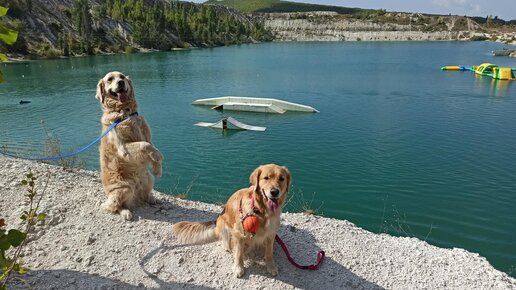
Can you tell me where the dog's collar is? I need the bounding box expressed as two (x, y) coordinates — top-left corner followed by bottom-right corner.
(239, 189), (261, 235)
(114, 111), (139, 123)
(239, 189), (260, 217)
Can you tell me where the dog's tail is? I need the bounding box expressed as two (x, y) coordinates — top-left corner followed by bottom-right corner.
(172, 220), (218, 245)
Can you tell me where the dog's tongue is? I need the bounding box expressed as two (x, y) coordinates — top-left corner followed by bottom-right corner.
(117, 92), (128, 103)
(267, 198), (279, 212)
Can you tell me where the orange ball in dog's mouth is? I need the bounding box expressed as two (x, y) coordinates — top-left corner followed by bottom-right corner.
(242, 215), (260, 234)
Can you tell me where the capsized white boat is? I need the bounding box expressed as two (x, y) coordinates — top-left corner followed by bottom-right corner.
(195, 117), (266, 131)
(192, 96), (319, 114)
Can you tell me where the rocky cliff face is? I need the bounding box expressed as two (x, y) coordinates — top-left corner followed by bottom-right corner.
(258, 11), (503, 42)
(3, 0), (162, 57)
(1, 0), (263, 58)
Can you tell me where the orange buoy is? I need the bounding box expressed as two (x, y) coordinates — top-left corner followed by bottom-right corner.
(242, 215), (260, 234)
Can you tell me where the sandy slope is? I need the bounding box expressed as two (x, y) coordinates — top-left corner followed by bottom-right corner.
(0, 156), (515, 289)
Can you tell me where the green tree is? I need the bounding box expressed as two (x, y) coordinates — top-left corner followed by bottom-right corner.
(0, 6), (17, 83)
(101, 1), (271, 49)
(72, 0), (93, 54)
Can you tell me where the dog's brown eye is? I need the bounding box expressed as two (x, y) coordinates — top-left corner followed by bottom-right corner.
(279, 176), (285, 181)
(107, 77), (113, 83)
(263, 176), (269, 180)
(120, 75), (125, 79)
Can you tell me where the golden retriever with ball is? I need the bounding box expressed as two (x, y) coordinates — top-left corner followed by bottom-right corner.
(96, 71), (163, 220)
(173, 164), (291, 277)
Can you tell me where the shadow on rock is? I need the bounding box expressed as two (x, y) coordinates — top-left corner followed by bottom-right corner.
(133, 197), (221, 225)
(141, 198), (384, 289)
(138, 244), (221, 289)
(8, 269), (216, 290)
(248, 223), (385, 290)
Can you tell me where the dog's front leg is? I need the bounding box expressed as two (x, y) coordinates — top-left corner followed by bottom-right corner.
(103, 112), (129, 157)
(264, 236), (278, 276)
(114, 132), (129, 157)
(231, 233), (245, 278)
(122, 142), (163, 176)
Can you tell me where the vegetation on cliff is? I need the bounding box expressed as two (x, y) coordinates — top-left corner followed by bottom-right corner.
(209, 0), (516, 35)
(99, 0), (271, 49)
(213, 0), (515, 43)
(205, 0), (370, 15)
(0, 5), (17, 81)
(0, 0), (272, 58)
(209, 0), (516, 23)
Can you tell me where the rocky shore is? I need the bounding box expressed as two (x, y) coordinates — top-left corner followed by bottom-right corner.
(1, 155), (515, 289)
(260, 12), (516, 45)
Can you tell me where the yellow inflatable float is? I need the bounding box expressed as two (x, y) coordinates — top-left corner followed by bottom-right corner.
(493, 67), (516, 80)
(441, 63), (516, 80)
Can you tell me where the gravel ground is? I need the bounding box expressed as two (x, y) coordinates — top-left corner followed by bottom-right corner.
(1, 156), (515, 290)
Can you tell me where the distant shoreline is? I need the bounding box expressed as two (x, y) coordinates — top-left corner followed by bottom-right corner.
(5, 38), (515, 62)
(260, 12), (516, 45)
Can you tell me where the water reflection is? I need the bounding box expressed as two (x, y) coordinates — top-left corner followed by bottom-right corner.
(490, 78), (513, 97)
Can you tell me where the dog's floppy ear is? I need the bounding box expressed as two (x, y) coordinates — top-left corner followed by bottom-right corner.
(249, 165), (263, 192)
(282, 166), (291, 193)
(95, 79), (105, 103)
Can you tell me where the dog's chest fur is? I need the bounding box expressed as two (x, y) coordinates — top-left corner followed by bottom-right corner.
(105, 115), (148, 157)
(113, 116), (146, 142)
(261, 210), (281, 233)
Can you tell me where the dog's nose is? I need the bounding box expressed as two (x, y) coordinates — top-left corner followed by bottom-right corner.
(270, 188), (280, 198)
(117, 80), (125, 88)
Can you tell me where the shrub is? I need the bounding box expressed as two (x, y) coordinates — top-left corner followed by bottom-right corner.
(0, 171), (49, 288)
(470, 35), (489, 41)
(285, 188), (324, 216)
(125, 45), (138, 53)
(41, 121), (84, 169)
(41, 48), (62, 59)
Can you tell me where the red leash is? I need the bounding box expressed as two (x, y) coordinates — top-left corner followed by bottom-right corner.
(275, 234), (325, 270)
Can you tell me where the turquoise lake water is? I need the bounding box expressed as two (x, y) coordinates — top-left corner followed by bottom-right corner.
(1, 42), (515, 276)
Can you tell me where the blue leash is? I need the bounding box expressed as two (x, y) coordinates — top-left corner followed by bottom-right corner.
(1, 116), (126, 161)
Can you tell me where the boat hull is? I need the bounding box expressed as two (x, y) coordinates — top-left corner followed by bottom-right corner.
(492, 49), (515, 56)
(192, 96), (319, 113)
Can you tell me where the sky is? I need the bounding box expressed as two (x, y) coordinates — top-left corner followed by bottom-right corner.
(198, 0), (516, 21)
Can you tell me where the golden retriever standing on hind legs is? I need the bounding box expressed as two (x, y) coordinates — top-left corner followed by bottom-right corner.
(96, 71), (163, 221)
(173, 164), (291, 277)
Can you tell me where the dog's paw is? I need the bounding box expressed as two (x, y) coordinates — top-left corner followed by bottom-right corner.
(223, 243), (231, 252)
(101, 199), (116, 213)
(118, 147), (128, 157)
(232, 265), (245, 278)
(119, 209), (133, 221)
(149, 151), (163, 177)
(150, 150), (163, 163)
(266, 262), (279, 276)
(152, 163), (162, 177)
